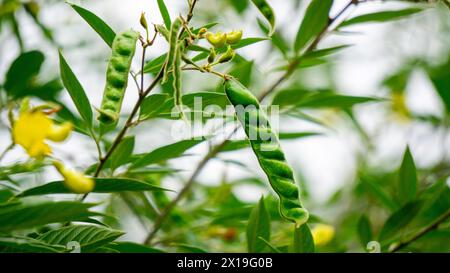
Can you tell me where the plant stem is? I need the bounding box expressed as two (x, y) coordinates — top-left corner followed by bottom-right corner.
(0, 143), (14, 163)
(143, 0), (359, 245)
(389, 209), (450, 253)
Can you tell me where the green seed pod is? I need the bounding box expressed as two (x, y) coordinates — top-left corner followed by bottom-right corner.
(173, 42), (184, 118)
(163, 17), (183, 83)
(98, 30), (139, 125)
(224, 78), (309, 227)
(226, 30), (243, 45)
(217, 46), (235, 64)
(140, 12), (148, 30)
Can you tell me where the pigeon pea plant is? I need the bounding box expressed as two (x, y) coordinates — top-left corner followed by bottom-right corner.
(0, 0), (449, 253)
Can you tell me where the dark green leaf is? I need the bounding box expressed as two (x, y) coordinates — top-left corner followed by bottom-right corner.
(357, 215), (373, 248)
(59, 51), (93, 127)
(70, 4), (116, 47)
(379, 201), (423, 243)
(37, 225), (124, 252)
(247, 197), (271, 253)
(139, 94), (170, 120)
(339, 8), (424, 28)
(175, 243), (208, 253)
(251, 0), (276, 36)
(0, 237), (64, 253)
(18, 178), (169, 197)
(4, 50), (44, 97)
(109, 136), (135, 171)
(143, 53), (167, 74)
(398, 146), (417, 204)
(0, 202), (99, 232)
(131, 138), (206, 168)
(108, 242), (165, 253)
(292, 224), (315, 253)
(294, 0), (333, 53)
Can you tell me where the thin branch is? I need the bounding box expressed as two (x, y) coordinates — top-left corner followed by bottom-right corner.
(143, 0), (359, 245)
(389, 209), (450, 253)
(0, 143), (14, 163)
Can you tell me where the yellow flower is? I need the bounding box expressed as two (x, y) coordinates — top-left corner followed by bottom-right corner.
(311, 224), (335, 246)
(12, 110), (73, 158)
(53, 161), (95, 194)
(391, 91), (411, 122)
(226, 30), (243, 44)
(206, 32), (227, 48)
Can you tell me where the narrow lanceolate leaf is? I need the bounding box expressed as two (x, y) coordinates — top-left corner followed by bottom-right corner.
(251, 0), (276, 36)
(139, 93), (170, 120)
(163, 17), (182, 83)
(357, 215), (373, 248)
(398, 147), (418, 204)
(301, 44), (352, 61)
(59, 51), (93, 127)
(143, 54), (167, 74)
(108, 242), (165, 253)
(247, 197), (271, 253)
(292, 224), (315, 253)
(298, 93), (381, 109)
(0, 202), (98, 232)
(157, 0), (171, 30)
(378, 201), (422, 244)
(0, 237), (65, 253)
(69, 4), (116, 47)
(18, 178), (170, 197)
(131, 138), (206, 169)
(294, 0), (333, 53)
(109, 137), (135, 171)
(339, 8), (424, 28)
(37, 225), (124, 252)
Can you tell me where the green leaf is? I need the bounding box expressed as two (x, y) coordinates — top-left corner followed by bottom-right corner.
(0, 237), (64, 253)
(131, 138), (206, 169)
(251, 0), (276, 36)
(357, 215), (373, 248)
(139, 94), (170, 120)
(298, 93), (380, 109)
(108, 242), (165, 253)
(109, 136), (135, 171)
(339, 8), (424, 28)
(157, 0), (171, 30)
(292, 224), (315, 253)
(361, 176), (399, 212)
(18, 178), (169, 197)
(0, 202), (99, 232)
(175, 243), (208, 253)
(69, 4), (116, 47)
(143, 53), (167, 74)
(247, 197), (271, 253)
(294, 0), (333, 53)
(4, 50), (44, 98)
(398, 146), (418, 204)
(378, 201), (423, 243)
(58, 51), (93, 127)
(427, 58), (450, 114)
(301, 44), (352, 60)
(258, 237), (281, 253)
(37, 225), (124, 252)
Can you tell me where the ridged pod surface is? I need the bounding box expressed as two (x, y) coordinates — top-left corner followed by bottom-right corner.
(98, 30), (139, 124)
(224, 78), (309, 227)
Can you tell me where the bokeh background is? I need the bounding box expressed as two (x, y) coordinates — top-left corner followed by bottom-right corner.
(1, 0), (449, 252)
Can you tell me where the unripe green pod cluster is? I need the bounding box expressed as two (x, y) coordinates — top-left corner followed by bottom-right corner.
(224, 78), (309, 227)
(98, 30), (139, 124)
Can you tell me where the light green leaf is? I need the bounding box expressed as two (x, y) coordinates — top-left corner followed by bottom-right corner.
(69, 3), (116, 47)
(247, 197), (271, 253)
(292, 224), (315, 253)
(37, 225), (124, 252)
(398, 146), (418, 204)
(251, 0), (276, 36)
(131, 138), (206, 169)
(143, 53), (167, 74)
(18, 178), (170, 197)
(157, 0), (171, 30)
(339, 8), (424, 28)
(59, 51), (93, 127)
(294, 0), (333, 53)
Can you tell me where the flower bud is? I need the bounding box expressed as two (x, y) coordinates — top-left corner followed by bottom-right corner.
(226, 30), (243, 45)
(206, 32), (227, 48)
(53, 161), (95, 194)
(140, 12), (148, 30)
(197, 27), (207, 38)
(46, 122), (73, 142)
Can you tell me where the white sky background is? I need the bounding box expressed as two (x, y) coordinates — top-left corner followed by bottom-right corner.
(0, 0), (449, 240)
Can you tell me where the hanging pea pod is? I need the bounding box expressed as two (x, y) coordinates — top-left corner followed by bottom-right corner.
(155, 24), (170, 42)
(98, 30), (140, 125)
(172, 42), (184, 119)
(163, 17), (183, 83)
(224, 78), (309, 227)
